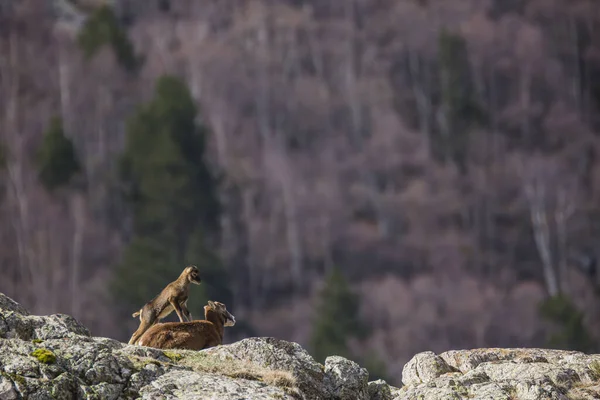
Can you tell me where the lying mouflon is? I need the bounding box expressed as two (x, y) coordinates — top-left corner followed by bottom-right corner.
(137, 300), (235, 350)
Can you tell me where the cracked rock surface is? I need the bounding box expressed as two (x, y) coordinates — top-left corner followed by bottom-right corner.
(5, 291), (600, 400)
(0, 293), (386, 399)
(396, 348), (600, 400)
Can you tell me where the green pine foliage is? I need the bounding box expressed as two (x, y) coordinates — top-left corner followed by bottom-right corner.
(119, 76), (220, 240)
(113, 75), (226, 322)
(310, 267), (370, 363)
(186, 230), (233, 307)
(538, 294), (596, 353)
(36, 116), (81, 192)
(435, 30), (486, 172)
(310, 267), (389, 380)
(77, 5), (140, 72)
(361, 352), (390, 382)
(184, 229), (233, 317)
(439, 31), (475, 122)
(111, 235), (176, 308)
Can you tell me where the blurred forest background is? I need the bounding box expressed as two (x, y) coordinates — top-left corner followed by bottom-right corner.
(3, 0), (600, 385)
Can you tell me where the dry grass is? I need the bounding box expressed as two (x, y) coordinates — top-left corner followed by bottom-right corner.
(262, 370), (297, 388)
(589, 361), (600, 381)
(165, 350), (301, 397)
(564, 379), (600, 400)
(127, 349), (301, 398)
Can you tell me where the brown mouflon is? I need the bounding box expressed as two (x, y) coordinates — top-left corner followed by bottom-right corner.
(137, 300), (235, 350)
(128, 265), (202, 345)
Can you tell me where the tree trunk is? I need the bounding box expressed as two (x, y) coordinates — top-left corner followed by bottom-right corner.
(279, 154), (303, 286)
(209, 103), (230, 169)
(519, 65), (532, 145)
(58, 42), (72, 133)
(241, 186), (259, 311)
(525, 181), (560, 297)
(408, 49), (432, 151)
(70, 192), (86, 317)
(555, 189), (573, 295)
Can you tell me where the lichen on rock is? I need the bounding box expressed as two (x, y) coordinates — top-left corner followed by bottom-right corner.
(401, 350), (456, 386)
(324, 355), (369, 400)
(368, 379), (394, 400)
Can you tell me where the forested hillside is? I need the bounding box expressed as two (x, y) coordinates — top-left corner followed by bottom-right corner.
(3, 0), (600, 384)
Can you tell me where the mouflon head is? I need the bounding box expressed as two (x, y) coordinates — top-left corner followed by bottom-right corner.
(205, 300), (236, 327)
(183, 265), (202, 285)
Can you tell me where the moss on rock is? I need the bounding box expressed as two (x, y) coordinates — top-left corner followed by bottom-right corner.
(162, 351), (183, 362)
(31, 348), (56, 364)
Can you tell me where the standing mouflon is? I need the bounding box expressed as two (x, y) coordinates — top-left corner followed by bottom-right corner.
(128, 265), (202, 345)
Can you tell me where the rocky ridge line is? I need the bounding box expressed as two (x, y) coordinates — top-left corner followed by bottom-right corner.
(2, 292), (600, 399)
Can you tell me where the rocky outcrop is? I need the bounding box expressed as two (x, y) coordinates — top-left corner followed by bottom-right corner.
(398, 348), (600, 400)
(0, 293), (383, 399)
(3, 291), (600, 399)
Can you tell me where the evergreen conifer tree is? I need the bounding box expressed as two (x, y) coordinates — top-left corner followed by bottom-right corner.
(310, 267), (390, 381)
(77, 5), (140, 71)
(113, 75), (226, 325)
(112, 235), (176, 308)
(36, 116), (81, 192)
(539, 294), (597, 353)
(436, 30), (486, 172)
(310, 267), (369, 362)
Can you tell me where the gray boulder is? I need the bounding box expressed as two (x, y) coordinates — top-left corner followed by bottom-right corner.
(0, 309), (90, 341)
(202, 336), (328, 399)
(0, 294), (29, 315)
(396, 348), (600, 400)
(401, 350), (456, 386)
(324, 356), (369, 400)
(368, 379), (394, 400)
